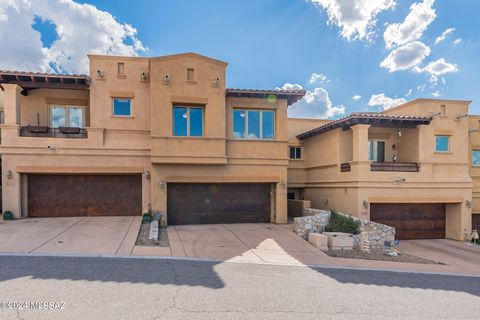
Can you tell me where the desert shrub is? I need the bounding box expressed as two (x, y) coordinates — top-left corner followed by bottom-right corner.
(324, 210), (360, 234)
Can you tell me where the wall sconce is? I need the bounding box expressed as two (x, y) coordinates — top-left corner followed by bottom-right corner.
(6, 170), (13, 180)
(159, 180), (165, 189)
(466, 200), (472, 208)
(143, 170), (150, 180)
(324, 199), (329, 208)
(362, 200), (369, 210)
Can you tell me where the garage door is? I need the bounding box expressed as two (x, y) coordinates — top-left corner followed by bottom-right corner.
(473, 214), (480, 232)
(370, 203), (446, 240)
(28, 174), (142, 217)
(167, 183), (271, 225)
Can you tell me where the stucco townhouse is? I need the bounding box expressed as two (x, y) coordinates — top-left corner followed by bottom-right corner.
(0, 52), (478, 241)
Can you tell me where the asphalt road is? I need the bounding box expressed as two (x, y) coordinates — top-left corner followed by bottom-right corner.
(0, 255), (479, 320)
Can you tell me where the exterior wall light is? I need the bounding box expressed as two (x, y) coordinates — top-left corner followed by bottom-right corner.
(466, 200), (472, 208)
(6, 170), (13, 180)
(143, 170), (150, 180)
(159, 180), (165, 189)
(362, 200), (369, 210)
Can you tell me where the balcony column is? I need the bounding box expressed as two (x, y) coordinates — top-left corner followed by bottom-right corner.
(352, 124), (370, 162)
(2, 84), (21, 125)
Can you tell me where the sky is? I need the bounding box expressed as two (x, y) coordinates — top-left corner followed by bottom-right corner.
(0, 0), (479, 118)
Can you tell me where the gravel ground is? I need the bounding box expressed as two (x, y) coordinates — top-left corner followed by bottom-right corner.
(325, 249), (441, 264)
(134, 223), (169, 247)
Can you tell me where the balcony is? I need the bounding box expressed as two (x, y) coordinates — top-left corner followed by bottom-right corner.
(20, 126), (88, 139)
(370, 162), (419, 172)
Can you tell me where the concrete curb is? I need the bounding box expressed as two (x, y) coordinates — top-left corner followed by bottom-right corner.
(1, 251), (479, 278)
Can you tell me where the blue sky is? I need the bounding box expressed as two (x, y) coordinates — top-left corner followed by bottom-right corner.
(1, 0), (480, 116)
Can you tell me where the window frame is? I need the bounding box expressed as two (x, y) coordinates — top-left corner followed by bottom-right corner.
(49, 105), (86, 128)
(435, 135), (450, 153)
(112, 98), (132, 117)
(172, 105), (204, 137)
(368, 139), (386, 162)
(289, 146), (303, 160)
(232, 109), (275, 140)
(472, 150), (480, 166)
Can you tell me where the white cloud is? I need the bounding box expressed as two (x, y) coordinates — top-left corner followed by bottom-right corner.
(453, 38), (462, 45)
(309, 72), (329, 84)
(0, 0), (145, 74)
(352, 95), (362, 100)
(276, 83), (304, 91)
(380, 41), (431, 72)
(434, 27), (455, 44)
(368, 93), (406, 110)
(309, 0), (396, 41)
(414, 58), (458, 76)
(384, 0), (436, 49)
(431, 90), (441, 97)
(417, 84), (426, 91)
(287, 84), (345, 119)
(405, 88), (413, 97)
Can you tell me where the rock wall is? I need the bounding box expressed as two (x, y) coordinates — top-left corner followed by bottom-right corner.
(294, 208), (395, 250)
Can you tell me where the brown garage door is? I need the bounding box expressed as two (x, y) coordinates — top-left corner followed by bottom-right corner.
(370, 203), (446, 240)
(473, 214), (480, 232)
(167, 183), (271, 225)
(28, 174), (142, 217)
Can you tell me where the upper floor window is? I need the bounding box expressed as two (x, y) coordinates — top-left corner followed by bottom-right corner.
(289, 146), (302, 159)
(50, 106), (84, 128)
(113, 98), (131, 116)
(473, 150), (480, 166)
(368, 140), (385, 162)
(173, 106), (204, 137)
(435, 135), (450, 152)
(233, 109), (275, 140)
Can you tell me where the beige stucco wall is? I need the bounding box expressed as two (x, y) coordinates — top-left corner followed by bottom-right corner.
(288, 99), (473, 240)
(0, 53), (290, 224)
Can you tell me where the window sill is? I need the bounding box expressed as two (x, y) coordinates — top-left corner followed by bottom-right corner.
(116, 74), (126, 79)
(289, 158), (304, 161)
(111, 115), (134, 119)
(434, 151), (452, 154)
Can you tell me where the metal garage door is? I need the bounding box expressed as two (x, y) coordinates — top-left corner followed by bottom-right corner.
(28, 174), (142, 217)
(167, 183), (271, 225)
(370, 203), (446, 240)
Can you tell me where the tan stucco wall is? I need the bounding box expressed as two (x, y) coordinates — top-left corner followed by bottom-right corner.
(0, 53), (290, 224)
(288, 99), (473, 240)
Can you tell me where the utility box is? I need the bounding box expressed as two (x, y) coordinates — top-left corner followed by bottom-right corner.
(308, 232), (328, 250)
(323, 232), (353, 250)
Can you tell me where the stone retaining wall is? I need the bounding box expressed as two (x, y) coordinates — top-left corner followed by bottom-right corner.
(294, 208), (395, 250)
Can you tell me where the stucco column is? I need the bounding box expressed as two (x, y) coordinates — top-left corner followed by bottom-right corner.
(352, 124), (370, 161)
(2, 84), (21, 125)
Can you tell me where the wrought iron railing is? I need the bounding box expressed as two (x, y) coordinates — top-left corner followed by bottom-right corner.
(20, 126), (88, 139)
(370, 162), (419, 172)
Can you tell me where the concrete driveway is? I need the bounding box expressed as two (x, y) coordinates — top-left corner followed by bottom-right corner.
(0, 217), (141, 255)
(398, 239), (480, 275)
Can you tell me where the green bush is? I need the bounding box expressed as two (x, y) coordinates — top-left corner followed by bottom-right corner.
(3, 211), (13, 220)
(324, 210), (360, 235)
(142, 212), (152, 224)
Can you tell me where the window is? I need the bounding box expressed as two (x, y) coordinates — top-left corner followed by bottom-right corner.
(368, 140), (385, 162)
(187, 68), (194, 81)
(287, 192), (295, 200)
(173, 106), (204, 137)
(233, 109), (275, 140)
(50, 106), (84, 128)
(117, 62), (125, 75)
(473, 150), (480, 166)
(435, 135), (449, 152)
(289, 146), (302, 159)
(0, 110), (5, 124)
(113, 98), (131, 116)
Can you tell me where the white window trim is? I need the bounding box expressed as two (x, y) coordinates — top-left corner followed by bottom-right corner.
(435, 135), (450, 153)
(289, 146), (303, 160)
(112, 98), (132, 117)
(173, 106), (204, 137)
(233, 109), (275, 140)
(49, 105), (86, 128)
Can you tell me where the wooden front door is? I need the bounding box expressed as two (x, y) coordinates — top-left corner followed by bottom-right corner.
(167, 183), (271, 225)
(28, 174), (142, 217)
(370, 203), (446, 240)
